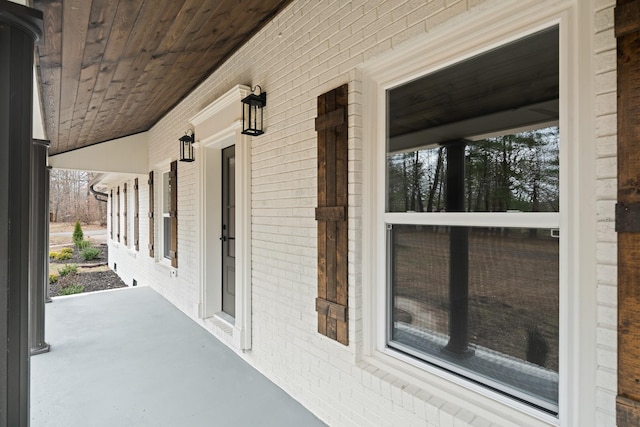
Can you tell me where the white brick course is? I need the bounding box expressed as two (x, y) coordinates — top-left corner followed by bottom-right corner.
(593, 0), (617, 421)
(102, 0), (616, 425)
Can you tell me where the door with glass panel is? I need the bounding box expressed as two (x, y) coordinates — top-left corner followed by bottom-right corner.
(222, 145), (236, 317)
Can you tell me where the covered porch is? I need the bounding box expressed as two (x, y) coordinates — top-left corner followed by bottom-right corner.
(30, 287), (325, 427)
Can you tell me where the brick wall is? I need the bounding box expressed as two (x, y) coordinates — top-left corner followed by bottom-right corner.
(593, 0), (617, 425)
(104, 0), (614, 425)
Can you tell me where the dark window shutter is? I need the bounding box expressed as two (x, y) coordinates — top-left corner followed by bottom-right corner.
(134, 178), (140, 251)
(315, 84), (348, 345)
(110, 189), (114, 240)
(148, 171), (155, 257)
(169, 161), (178, 268)
(123, 183), (128, 246)
(116, 186), (120, 242)
(616, 1), (640, 423)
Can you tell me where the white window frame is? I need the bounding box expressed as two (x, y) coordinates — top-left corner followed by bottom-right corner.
(127, 180), (133, 250)
(191, 85), (253, 351)
(158, 166), (171, 266)
(360, 2), (596, 425)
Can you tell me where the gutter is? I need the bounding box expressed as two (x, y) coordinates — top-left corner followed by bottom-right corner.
(89, 184), (108, 203)
(88, 173), (108, 203)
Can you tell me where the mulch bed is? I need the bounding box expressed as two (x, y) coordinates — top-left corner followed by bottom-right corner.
(49, 244), (127, 297)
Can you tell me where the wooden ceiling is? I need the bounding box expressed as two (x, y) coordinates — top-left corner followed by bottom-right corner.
(33, 0), (293, 155)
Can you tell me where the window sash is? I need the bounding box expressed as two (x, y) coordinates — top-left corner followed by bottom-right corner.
(379, 25), (563, 416)
(385, 223), (560, 413)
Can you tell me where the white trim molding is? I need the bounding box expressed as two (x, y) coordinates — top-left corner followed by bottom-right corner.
(359, 1), (596, 425)
(192, 85), (252, 351)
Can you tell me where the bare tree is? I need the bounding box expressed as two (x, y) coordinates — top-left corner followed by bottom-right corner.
(49, 170), (104, 223)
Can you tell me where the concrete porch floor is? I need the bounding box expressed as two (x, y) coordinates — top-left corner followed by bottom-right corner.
(30, 287), (326, 427)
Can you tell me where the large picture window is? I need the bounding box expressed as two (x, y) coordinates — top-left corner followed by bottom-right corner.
(385, 27), (560, 413)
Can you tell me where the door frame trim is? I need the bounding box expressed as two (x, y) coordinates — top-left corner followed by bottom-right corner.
(192, 85), (252, 350)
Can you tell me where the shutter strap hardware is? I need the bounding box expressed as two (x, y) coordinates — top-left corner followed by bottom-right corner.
(616, 202), (640, 232)
(315, 298), (347, 322)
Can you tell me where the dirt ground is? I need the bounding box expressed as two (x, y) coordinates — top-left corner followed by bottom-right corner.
(49, 222), (126, 296)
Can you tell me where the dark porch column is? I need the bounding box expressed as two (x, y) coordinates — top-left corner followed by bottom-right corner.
(30, 139), (50, 355)
(443, 140), (472, 355)
(0, 2), (43, 426)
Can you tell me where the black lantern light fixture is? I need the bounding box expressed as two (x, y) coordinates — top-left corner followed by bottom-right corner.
(241, 85), (267, 136)
(179, 130), (195, 162)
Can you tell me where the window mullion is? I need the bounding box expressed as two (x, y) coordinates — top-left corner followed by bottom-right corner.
(382, 212), (560, 229)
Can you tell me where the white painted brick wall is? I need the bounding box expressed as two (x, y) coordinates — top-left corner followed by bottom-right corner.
(103, 0), (614, 425)
(593, 0), (617, 424)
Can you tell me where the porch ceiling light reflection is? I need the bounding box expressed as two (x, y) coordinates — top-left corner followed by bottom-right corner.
(179, 130), (195, 162)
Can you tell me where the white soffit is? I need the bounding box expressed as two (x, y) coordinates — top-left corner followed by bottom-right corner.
(49, 132), (149, 174)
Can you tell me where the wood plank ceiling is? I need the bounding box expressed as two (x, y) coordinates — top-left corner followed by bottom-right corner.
(33, 0), (293, 155)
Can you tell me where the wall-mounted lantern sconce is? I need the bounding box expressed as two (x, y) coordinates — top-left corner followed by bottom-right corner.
(241, 85), (267, 136)
(179, 130), (195, 162)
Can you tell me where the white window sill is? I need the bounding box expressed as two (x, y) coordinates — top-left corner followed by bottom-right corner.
(361, 347), (559, 426)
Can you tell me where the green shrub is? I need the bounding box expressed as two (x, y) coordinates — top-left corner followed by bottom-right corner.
(77, 240), (91, 250)
(72, 220), (83, 245)
(60, 247), (73, 255)
(81, 247), (101, 261)
(59, 284), (84, 296)
(49, 273), (58, 284)
(58, 264), (78, 277)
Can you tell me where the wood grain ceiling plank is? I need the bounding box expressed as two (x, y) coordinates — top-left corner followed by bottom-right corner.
(136, 0), (272, 126)
(107, 0), (196, 130)
(69, 0), (120, 150)
(162, 0), (224, 54)
(154, 0), (204, 54)
(82, 0), (145, 147)
(145, 50), (206, 112)
(115, 51), (181, 129)
(183, 0), (291, 86)
(36, 0), (293, 154)
(34, 0), (62, 150)
(83, 0), (120, 65)
(58, 0), (92, 149)
(101, 0), (145, 64)
(35, 0), (62, 68)
(107, 0), (187, 135)
(68, 62), (100, 149)
(40, 67), (62, 151)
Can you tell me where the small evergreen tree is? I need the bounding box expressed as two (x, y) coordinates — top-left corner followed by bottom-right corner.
(72, 220), (84, 245)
